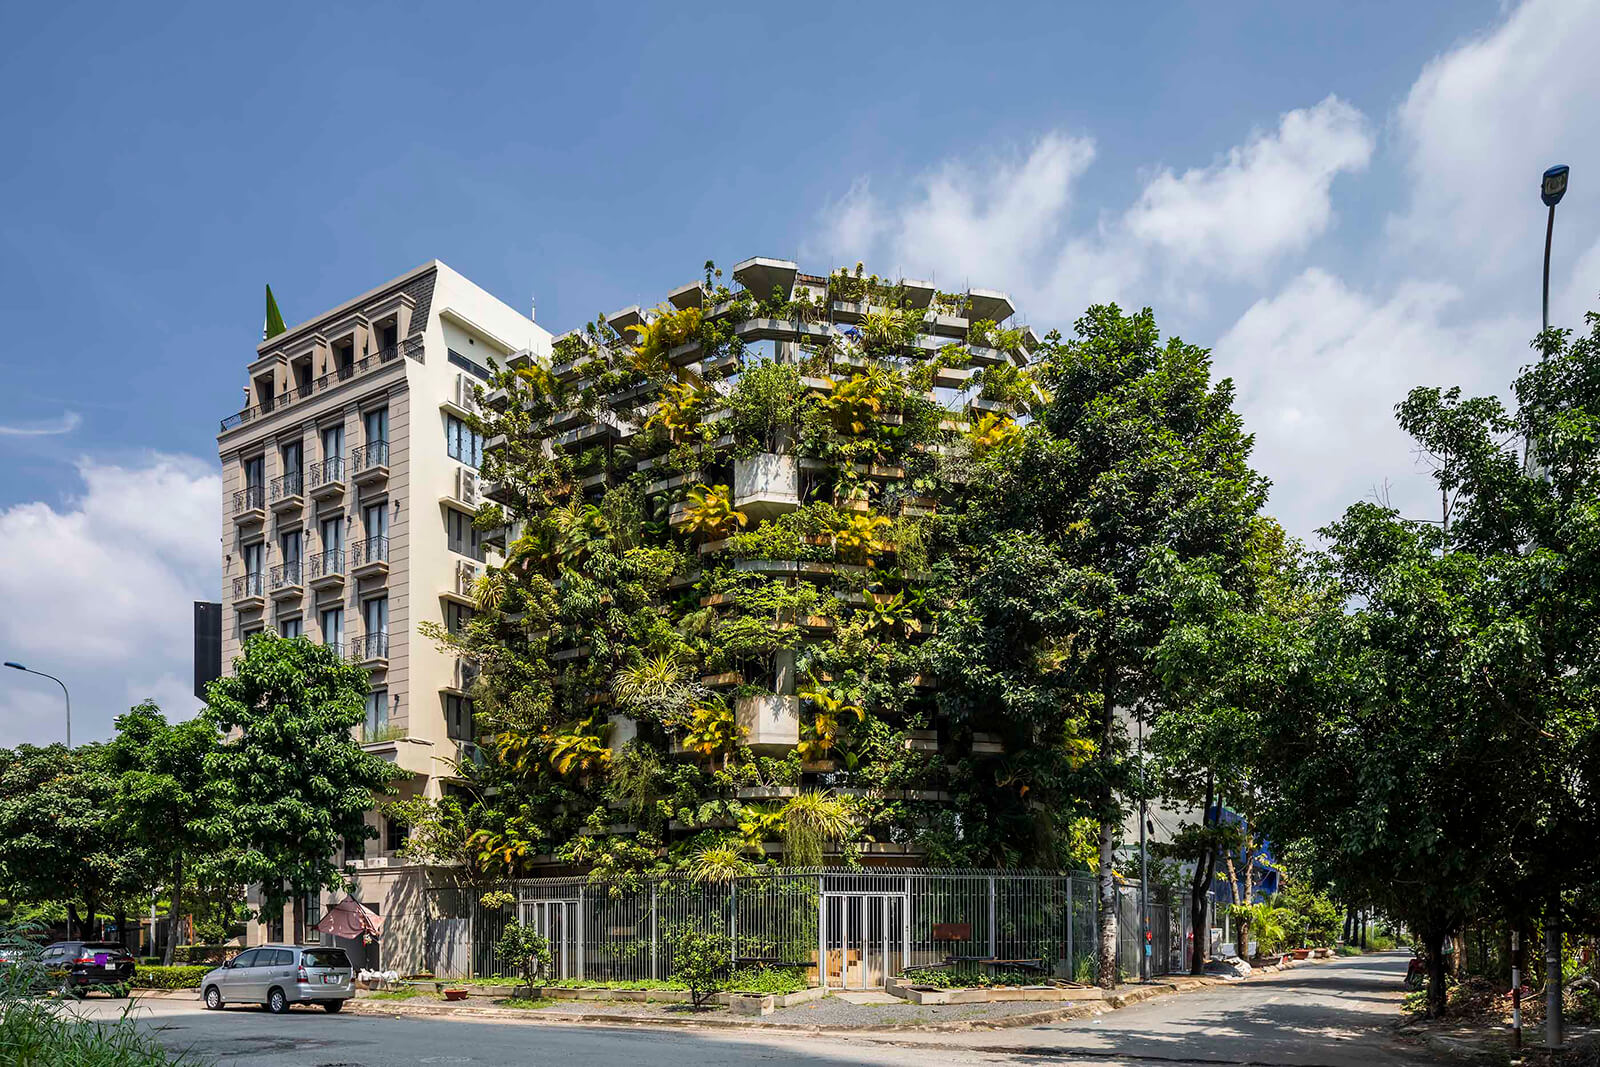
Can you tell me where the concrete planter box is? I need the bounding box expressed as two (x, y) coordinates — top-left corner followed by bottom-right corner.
(733, 452), (800, 519)
(736, 694), (800, 751)
(885, 975), (1103, 1005)
(725, 985), (827, 1016)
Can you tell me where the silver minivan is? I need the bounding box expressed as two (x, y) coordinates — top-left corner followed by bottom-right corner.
(201, 944), (354, 1013)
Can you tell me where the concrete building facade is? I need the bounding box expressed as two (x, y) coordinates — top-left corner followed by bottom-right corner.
(216, 262), (548, 954)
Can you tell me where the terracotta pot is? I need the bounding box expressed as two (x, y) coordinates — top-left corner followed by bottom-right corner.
(443, 989), (469, 1001)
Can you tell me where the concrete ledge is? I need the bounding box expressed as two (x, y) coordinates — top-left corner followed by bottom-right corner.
(884, 976), (1103, 1005)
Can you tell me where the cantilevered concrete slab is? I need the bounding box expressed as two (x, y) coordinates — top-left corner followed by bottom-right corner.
(605, 305), (644, 338)
(900, 279), (935, 309)
(965, 288), (1014, 323)
(667, 281), (706, 310)
(732, 257), (797, 303)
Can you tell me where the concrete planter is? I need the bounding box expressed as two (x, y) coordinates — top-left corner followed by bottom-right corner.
(885, 975), (1103, 1005)
(724, 986), (827, 1016)
(735, 694), (800, 751)
(733, 452), (800, 519)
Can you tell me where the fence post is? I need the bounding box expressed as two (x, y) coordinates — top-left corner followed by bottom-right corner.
(1067, 877), (1074, 975)
(818, 874), (827, 992)
(988, 875), (998, 958)
(729, 879), (737, 965)
(650, 881), (658, 981)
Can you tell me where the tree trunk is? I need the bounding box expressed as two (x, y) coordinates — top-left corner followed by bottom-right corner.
(1425, 930), (1448, 1017)
(163, 855), (184, 966)
(80, 895), (100, 940)
(1188, 773), (1216, 975)
(114, 905), (128, 950)
(1450, 930), (1468, 978)
(68, 903), (82, 943)
(1096, 817), (1118, 988)
(1344, 903), (1356, 944)
(1360, 911), (1368, 950)
(293, 894), (307, 946)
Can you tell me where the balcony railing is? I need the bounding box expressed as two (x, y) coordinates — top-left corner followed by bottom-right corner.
(232, 485), (265, 514)
(351, 441), (390, 475)
(269, 471), (303, 502)
(233, 572), (264, 600)
(269, 561), (302, 589)
(354, 632), (390, 661)
(307, 549), (345, 580)
(350, 536), (389, 567)
(309, 456), (344, 488)
(220, 338), (422, 431)
(322, 639), (344, 659)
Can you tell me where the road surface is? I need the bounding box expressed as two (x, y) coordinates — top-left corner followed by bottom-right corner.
(72, 950), (1434, 1067)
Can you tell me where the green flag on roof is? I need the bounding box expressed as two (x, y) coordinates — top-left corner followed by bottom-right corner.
(264, 285), (287, 340)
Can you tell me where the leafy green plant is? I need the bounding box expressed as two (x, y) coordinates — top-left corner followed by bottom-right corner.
(129, 966), (210, 990)
(668, 922), (732, 1008)
(495, 920), (553, 989)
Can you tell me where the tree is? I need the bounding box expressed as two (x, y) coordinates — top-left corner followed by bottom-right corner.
(494, 919), (552, 990)
(104, 702), (222, 965)
(203, 635), (397, 943)
(0, 744), (145, 939)
(964, 305), (1267, 985)
(669, 922), (731, 1008)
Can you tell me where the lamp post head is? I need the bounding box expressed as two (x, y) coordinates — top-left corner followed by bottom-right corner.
(1542, 164), (1570, 207)
(3, 662), (24, 671)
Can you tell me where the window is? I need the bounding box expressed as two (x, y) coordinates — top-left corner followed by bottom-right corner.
(243, 455), (264, 490)
(363, 501), (388, 541)
(320, 607), (343, 651)
(280, 530), (301, 564)
(445, 415), (483, 468)
(364, 406), (388, 445)
(267, 914), (285, 944)
(281, 441), (302, 480)
(305, 894), (322, 943)
(446, 509), (480, 559)
(365, 688), (388, 738)
(231, 948), (261, 969)
(445, 602), (473, 635)
(363, 596), (388, 637)
(279, 617), (301, 639)
(379, 323), (398, 353)
(446, 694), (475, 741)
(320, 515), (343, 553)
(385, 815), (408, 853)
(304, 948), (350, 969)
(321, 423), (343, 462)
(242, 541), (264, 578)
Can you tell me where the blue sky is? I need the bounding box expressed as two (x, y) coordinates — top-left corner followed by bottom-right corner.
(3, 0), (1598, 745)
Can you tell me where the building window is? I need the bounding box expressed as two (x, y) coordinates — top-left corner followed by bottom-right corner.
(280, 529), (301, 565)
(321, 423), (344, 461)
(446, 694), (475, 742)
(445, 415), (482, 469)
(445, 602), (473, 635)
(364, 406), (388, 445)
(243, 455), (264, 490)
(320, 515), (343, 553)
(386, 815), (408, 853)
(446, 509), (480, 559)
(365, 688), (389, 740)
(363, 501), (388, 541)
(320, 607), (343, 653)
(267, 912), (285, 944)
(279, 617), (301, 639)
(363, 596), (388, 637)
(281, 440), (302, 480)
(242, 540), (264, 578)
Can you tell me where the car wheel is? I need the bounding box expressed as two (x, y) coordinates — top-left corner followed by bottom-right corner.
(204, 986), (224, 1010)
(323, 1000), (344, 1013)
(267, 987), (288, 1014)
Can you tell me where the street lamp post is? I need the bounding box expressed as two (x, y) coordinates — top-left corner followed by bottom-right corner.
(3, 661), (70, 749)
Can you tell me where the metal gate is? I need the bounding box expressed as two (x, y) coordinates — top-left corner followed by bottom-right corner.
(520, 898), (580, 980)
(821, 892), (907, 989)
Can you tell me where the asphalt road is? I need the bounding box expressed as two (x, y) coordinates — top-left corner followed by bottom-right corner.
(70, 950), (1434, 1067)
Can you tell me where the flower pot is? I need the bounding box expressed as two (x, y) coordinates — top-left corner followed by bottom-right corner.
(1292, 949), (1310, 960)
(443, 989), (469, 1002)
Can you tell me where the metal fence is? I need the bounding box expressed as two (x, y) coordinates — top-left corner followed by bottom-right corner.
(423, 868), (1207, 986)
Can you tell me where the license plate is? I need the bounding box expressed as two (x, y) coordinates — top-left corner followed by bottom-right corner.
(324, 975), (340, 984)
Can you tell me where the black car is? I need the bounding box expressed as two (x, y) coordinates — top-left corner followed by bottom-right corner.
(37, 941), (135, 995)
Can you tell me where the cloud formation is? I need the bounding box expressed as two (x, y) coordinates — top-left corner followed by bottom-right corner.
(0, 411), (82, 436)
(0, 454), (219, 746)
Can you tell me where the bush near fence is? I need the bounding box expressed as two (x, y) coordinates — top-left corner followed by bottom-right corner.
(130, 966), (210, 990)
(171, 945), (234, 965)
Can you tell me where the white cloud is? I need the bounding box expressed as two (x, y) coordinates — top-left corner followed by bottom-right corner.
(0, 454), (219, 746)
(1125, 96), (1373, 279)
(0, 411), (81, 436)
(1215, 269), (1525, 539)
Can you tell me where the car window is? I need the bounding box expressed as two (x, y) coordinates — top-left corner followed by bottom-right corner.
(271, 949), (294, 966)
(303, 948), (350, 969)
(231, 949), (260, 968)
(39, 945), (73, 963)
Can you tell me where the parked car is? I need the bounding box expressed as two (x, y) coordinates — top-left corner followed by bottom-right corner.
(37, 941), (136, 995)
(201, 945), (354, 1014)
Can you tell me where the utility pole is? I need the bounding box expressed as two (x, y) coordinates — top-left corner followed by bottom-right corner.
(1138, 714), (1150, 982)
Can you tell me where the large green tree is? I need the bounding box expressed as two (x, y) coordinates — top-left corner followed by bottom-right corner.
(204, 635), (396, 942)
(104, 701), (223, 964)
(962, 305), (1267, 986)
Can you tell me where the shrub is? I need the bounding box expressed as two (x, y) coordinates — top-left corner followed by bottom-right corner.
(495, 920), (552, 989)
(668, 923), (731, 1008)
(724, 966), (806, 994)
(171, 944), (233, 965)
(900, 966), (1039, 989)
(131, 966), (210, 990)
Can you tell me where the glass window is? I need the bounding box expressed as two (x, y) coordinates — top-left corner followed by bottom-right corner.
(306, 894), (322, 942)
(363, 502), (388, 540)
(243, 455), (264, 489)
(364, 407), (388, 445)
(320, 607), (343, 649)
(242, 541), (264, 577)
(304, 948), (350, 969)
(281, 441), (302, 479)
(446, 694), (475, 741)
(279, 617), (301, 639)
(280, 530), (301, 564)
(320, 516), (343, 553)
(267, 914), (284, 943)
(446, 415), (483, 469)
(230, 949), (260, 968)
(321, 423), (343, 461)
(365, 688), (388, 738)
(385, 815), (407, 852)
(363, 597), (387, 637)
(445, 602), (473, 635)
(447, 510), (480, 558)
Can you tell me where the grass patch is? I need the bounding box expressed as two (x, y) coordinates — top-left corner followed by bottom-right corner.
(495, 996), (555, 1009)
(544, 978), (688, 991)
(725, 967), (807, 995)
(899, 966), (1043, 989)
(365, 988), (423, 1001)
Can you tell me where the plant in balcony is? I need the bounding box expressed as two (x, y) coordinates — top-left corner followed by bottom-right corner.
(727, 360), (803, 457)
(779, 791), (855, 866)
(682, 699), (743, 766)
(969, 412), (1024, 459)
(682, 484), (747, 540)
(543, 714), (613, 776)
(796, 686), (864, 762)
(626, 304), (704, 376)
(832, 511), (893, 564)
(643, 380), (716, 446)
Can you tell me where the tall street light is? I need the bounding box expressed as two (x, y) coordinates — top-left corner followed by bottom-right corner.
(3, 661), (71, 749)
(1541, 164), (1569, 332)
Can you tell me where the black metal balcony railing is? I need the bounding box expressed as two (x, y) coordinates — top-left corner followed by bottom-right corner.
(233, 572), (264, 600)
(220, 339), (422, 432)
(269, 471), (303, 502)
(269, 561), (301, 589)
(309, 456), (344, 487)
(323, 639), (344, 659)
(350, 536), (389, 567)
(232, 485), (265, 514)
(308, 549), (344, 580)
(354, 632), (390, 661)
(351, 440), (390, 473)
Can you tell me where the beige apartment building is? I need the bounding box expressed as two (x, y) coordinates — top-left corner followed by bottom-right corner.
(216, 262), (548, 955)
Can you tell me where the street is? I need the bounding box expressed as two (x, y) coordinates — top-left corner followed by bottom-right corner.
(70, 951), (1436, 1067)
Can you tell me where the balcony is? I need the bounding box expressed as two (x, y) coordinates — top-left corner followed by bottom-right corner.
(353, 631), (390, 666)
(219, 338), (422, 433)
(349, 536), (389, 579)
(269, 472), (304, 514)
(322, 639), (344, 660)
(442, 656), (479, 696)
(307, 549), (345, 591)
(232, 572), (265, 610)
(351, 441), (390, 485)
(232, 485), (266, 525)
(308, 457), (346, 502)
(442, 558), (480, 607)
(269, 561), (303, 600)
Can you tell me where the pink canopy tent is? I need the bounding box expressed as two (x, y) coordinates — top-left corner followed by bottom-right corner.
(313, 895), (384, 940)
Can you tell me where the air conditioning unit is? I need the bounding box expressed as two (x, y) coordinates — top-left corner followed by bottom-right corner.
(455, 373), (479, 414)
(457, 559), (482, 598)
(457, 466), (480, 508)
